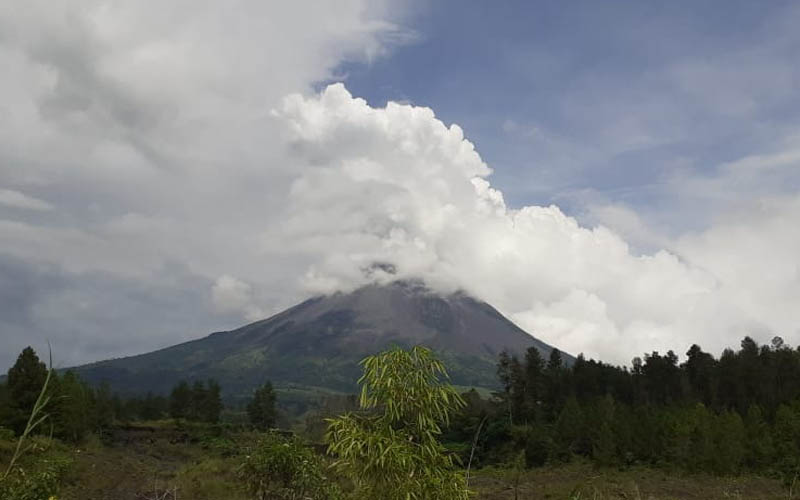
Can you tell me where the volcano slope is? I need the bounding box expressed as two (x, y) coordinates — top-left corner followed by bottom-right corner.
(73, 281), (566, 404)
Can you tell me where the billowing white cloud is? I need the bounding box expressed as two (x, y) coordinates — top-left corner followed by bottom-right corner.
(266, 84), (800, 364)
(1, 0), (798, 370)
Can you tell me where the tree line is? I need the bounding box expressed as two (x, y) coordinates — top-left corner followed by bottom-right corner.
(0, 347), (278, 440)
(443, 336), (800, 480)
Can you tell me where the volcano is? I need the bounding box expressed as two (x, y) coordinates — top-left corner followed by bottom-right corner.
(73, 281), (567, 403)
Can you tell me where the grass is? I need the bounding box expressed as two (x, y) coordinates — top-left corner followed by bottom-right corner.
(55, 421), (250, 500)
(1, 423), (792, 499)
(471, 462), (788, 499)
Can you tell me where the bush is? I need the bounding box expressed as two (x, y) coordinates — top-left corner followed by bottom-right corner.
(0, 427), (15, 441)
(0, 441), (72, 500)
(238, 432), (341, 500)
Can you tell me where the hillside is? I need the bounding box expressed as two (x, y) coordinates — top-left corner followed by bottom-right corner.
(72, 281), (565, 402)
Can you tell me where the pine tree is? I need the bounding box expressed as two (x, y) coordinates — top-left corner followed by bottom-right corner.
(744, 404), (773, 470)
(774, 404), (800, 483)
(0, 382), (10, 430)
(523, 347), (545, 422)
(554, 396), (583, 460)
(190, 380), (206, 421)
(684, 344), (716, 406)
(712, 410), (745, 475)
(687, 403), (715, 471)
(170, 381), (192, 421)
(509, 356), (526, 425)
(202, 379), (223, 423)
(592, 394), (617, 466)
(94, 381), (115, 431)
(53, 370), (93, 442)
(497, 351), (514, 425)
(247, 381), (277, 430)
(543, 349), (566, 419)
(6, 347), (49, 434)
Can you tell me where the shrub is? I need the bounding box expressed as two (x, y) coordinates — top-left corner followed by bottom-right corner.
(0, 440), (72, 500)
(238, 432), (341, 500)
(326, 345), (470, 500)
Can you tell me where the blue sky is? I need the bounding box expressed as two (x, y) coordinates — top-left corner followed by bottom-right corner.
(333, 0), (800, 234)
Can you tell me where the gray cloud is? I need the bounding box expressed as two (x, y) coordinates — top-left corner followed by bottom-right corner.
(0, 252), (243, 370)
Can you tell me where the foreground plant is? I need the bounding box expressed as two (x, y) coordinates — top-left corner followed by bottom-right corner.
(1, 347), (72, 500)
(239, 431), (342, 500)
(326, 345), (470, 500)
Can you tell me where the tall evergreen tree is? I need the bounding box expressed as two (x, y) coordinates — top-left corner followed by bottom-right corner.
(247, 381), (277, 430)
(53, 370), (93, 442)
(592, 395), (617, 466)
(508, 356), (526, 425)
(744, 404), (773, 470)
(94, 381), (115, 431)
(553, 396), (583, 460)
(713, 410), (745, 475)
(6, 346), (49, 434)
(190, 380), (207, 421)
(684, 344), (716, 406)
(170, 381), (191, 421)
(523, 347), (545, 422)
(0, 382), (10, 429)
(543, 349), (566, 419)
(201, 379), (223, 423)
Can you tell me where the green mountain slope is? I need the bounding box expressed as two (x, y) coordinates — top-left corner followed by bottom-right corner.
(72, 281), (566, 403)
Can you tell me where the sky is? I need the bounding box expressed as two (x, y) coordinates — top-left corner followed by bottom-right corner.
(1, 1), (799, 371)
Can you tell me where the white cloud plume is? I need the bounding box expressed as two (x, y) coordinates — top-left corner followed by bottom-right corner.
(266, 84), (800, 364)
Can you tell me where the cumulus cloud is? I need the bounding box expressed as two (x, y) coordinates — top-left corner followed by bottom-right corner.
(267, 84), (800, 363)
(1, 0), (798, 371)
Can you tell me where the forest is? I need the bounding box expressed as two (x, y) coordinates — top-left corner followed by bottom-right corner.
(2, 336), (800, 499)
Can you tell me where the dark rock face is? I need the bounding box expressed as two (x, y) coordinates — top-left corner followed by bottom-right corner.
(72, 281), (566, 402)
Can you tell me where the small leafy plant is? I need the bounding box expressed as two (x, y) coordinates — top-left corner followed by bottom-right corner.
(238, 431), (342, 500)
(326, 345), (470, 500)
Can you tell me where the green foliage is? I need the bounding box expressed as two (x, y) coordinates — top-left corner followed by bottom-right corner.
(169, 379), (223, 423)
(52, 370), (94, 442)
(553, 396), (583, 460)
(475, 336), (800, 484)
(1, 348), (72, 500)
(511, 424), (550, 468)
(6, 347), (49, 435)
(238, 432), (341, 500)
(712, 410), (745, 475)
(326, 345), (470, 500)
(774, 403), (800, 484)
(591, 395), (617, 467)
(0, 449), (72, 500)
(203, 379), (224, 423)
(170, 380), (192, 420)
(248, 382), (278, 431)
